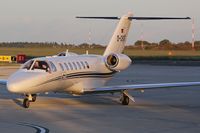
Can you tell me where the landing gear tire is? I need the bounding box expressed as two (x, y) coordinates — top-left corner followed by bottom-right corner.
(23, 98), (30, 108)
(32, 94), (37, 102)
(121, 94), (129, 105)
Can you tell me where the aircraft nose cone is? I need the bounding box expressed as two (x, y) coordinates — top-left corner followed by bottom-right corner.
(7, 71), (29, 93)
(7, 78), (21, 93)
(7, 82), (15, 93)
(7, 71), (43, 94)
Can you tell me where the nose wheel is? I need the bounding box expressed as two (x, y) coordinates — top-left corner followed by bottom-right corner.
(23, 94), (37, 108)
(32, 94), (37, 102)
(23, 98), (30, 108)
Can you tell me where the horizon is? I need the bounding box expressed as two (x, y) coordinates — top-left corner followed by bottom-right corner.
(0, 39), (199, 46)
(0, 0), (199, 44)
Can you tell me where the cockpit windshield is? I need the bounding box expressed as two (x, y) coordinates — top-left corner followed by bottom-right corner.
(31, 60), (50, 72)
(22, 60), (34, 70)
(21, 60), (50, 72)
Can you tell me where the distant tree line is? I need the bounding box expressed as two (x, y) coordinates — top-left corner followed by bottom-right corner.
(0, 40), (200, 50)
(0, 42), (103, 49)
(131, 40), (200, 50)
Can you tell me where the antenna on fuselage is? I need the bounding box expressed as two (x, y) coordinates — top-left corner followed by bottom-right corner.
(66, 49), (69, 56)
(192, 17), (195, 50)
(140, 22), (145, 50)
(86, 30), (92, 55)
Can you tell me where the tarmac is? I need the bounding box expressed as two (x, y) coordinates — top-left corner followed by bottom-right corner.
(0, 64), (200, 133)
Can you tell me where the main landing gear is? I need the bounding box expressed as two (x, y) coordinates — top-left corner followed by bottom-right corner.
(121, 93), (129, 105)
(23, 94), (37, 108)
(120, 90), (135, 105)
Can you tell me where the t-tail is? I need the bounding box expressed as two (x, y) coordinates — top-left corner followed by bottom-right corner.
(103, 13), (133, 56)
(76, 13), (190, 56)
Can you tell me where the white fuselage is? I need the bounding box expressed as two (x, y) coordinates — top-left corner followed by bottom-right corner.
(6, 13), (134, 96)
(7, 54), (119, 95)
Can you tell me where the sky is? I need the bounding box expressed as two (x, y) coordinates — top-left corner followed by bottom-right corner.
(0, 0), (199, 45)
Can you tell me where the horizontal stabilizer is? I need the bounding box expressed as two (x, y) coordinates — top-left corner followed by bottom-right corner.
(76, 16), (191, 20)
(76, 17), (120, 20)
(128, 17), (191, 20)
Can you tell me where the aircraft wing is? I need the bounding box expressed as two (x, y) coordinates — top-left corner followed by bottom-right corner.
(84, 82), (200, 94)
(0, 79), (7, 86)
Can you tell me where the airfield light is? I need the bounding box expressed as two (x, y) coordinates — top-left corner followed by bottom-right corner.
(140, 23), (144, 50)
(192, 18), (195, 50)
(168, 51), (173, 56)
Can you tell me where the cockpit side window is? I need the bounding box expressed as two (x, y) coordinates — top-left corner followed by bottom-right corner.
(22, 60), (34, 70)
(49, 61), (57, 72)
(32, 60), (50, 72)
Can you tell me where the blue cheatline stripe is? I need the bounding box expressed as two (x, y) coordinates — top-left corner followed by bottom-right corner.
(36, 71), (116, 86)
(17, 123), (49, 133)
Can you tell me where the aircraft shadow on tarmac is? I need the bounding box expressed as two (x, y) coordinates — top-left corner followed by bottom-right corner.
(0, 85), (122, 108)
(12, 98), (24, 108)
(9, 94), (199, 110)
(1, 85), (200, 110)
(7, 94), (122, 108)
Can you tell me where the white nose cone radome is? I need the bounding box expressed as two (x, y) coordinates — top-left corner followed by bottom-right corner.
(7, 80), (23, 94)
(7, 71), (39, 94)
(7, 80), (19, 93)
(7, 74), (27, 93)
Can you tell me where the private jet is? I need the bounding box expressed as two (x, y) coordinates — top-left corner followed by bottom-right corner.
(0, 13), (200, 108)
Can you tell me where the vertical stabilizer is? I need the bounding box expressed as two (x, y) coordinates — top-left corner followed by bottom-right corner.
(76, 12), (190, 56)
(103, 13), (133, 56)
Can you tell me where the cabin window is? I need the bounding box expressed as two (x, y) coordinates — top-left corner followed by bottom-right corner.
(49, 61), (57, 72)
(80, 61), (86, 69)
(64, 63), (69, 70)
(68, 62), (73, 70)
(22, 60), (34, 70)
(76, 62), (82, 69)
(32, 60), (50, 72)
(59, 63), (64, 71)
(85, 61), (90, 69)
(72, 62), (77, 70)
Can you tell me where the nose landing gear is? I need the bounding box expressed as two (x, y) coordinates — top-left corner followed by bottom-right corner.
(32, 94), (37, 102)
(23, 94), (37, 108)
(23, 98), (30, 108)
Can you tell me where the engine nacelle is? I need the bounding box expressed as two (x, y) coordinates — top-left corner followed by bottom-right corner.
(105, 53), (132, 71)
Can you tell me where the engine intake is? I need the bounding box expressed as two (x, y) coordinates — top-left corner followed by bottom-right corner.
(106, 54), (119, 68)
(105, 54), (132, 71)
